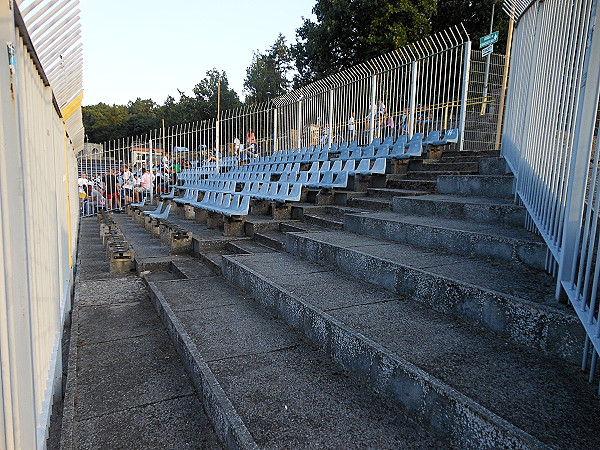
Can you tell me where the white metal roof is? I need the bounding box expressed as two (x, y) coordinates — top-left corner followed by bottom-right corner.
(16, 0), (84, 151)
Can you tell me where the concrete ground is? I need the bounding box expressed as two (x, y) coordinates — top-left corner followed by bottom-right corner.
(54, 217), (221, 449)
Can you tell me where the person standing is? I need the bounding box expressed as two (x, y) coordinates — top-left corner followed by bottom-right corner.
(102, 168), (120, 211)
(348, 112), (355, 141)
(121, 165), (134, 205)
(140, 168), (153, 194)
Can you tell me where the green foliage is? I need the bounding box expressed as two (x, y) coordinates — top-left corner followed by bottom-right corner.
(244, 34), (293, 104)
(292, 0), (509, 88)
(431, 0), (510, 54)
(292, 0), (437, 87)
(83, 69), (242, 143)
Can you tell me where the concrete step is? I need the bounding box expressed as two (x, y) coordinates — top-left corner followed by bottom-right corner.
(303, 213), (344, 230)
(387, 179), (437, 192)
(392, 194), (526, 228)
(406, 170), (478, 181)
(226, 240), (276, 255)
(437, 175), (515, 199)
(366, 188), (429, 200)
(146, 273), (445, 448)
(347, 197), (392, 211)
(411, 161), (479, 172)
(442, 150), (501, 159)
(279, 221), (324, 233)
(283, 230), (583, 363)
(343, 211), (545, 269)
(254, 231), (287, 251)
(222, 251), (599, 449)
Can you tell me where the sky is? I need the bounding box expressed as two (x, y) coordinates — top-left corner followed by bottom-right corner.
(80, 0), (316, 106)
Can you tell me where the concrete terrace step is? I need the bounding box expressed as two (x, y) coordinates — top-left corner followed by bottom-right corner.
(283, 230), (583, 363)
(393, 194), (526, 228)
(387, 179), (437, 191)
(347, 197), (392, 211)
(406, 170), (479, 181)
(222, 252), (600, 449)
(343, 211), (545, 269)
(146, 273), (444, 448)
(366, 187), (429, 199)
(254, 231), (287, 251)
(411, 161), (479, 172)
(437, 174), (514, 198)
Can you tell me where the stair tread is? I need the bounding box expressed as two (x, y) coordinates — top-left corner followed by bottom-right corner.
(348, 211), (543, 244)
(226, 251), (600, 449)
(397, 194), (521, 207)
(290, 229), (555, 304)
(367, 188), (429, 196)
(152, 276), (442, 447)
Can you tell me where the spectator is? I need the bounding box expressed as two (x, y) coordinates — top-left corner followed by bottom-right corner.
(121, 165), (134, 205)
(233, 137), (240, 155)
(162, 153), (170, 169)
(246, 130), (257, 153)
(348, 112), (355, 140)
(140, 168), (153, 195)
(102, 168), (120, 211)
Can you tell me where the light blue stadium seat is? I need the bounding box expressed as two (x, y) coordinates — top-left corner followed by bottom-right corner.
(148, 204), (171, 219)
(423, 130), (441, 146)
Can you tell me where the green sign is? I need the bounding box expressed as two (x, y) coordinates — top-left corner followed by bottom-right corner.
(480, 31), (499, 49)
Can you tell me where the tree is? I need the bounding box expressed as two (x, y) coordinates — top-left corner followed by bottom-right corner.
(244, 34), (293, 104)
(292, 0), (436, 87)
(82, 102), (129, 143)
(431, 1), (510, 54)
(192, 69), (242, 118)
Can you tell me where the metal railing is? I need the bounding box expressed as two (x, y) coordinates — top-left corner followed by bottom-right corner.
(501, 0), (600, 386)
(84, 26), (479, 216)
(1, 1), (82, 448)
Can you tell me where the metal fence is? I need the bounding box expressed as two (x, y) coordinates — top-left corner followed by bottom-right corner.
(83, 26), (483, 216)
(1, 1), (82, 448)
(501, 0), (600, 385)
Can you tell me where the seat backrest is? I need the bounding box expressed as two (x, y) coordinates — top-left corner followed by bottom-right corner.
(320, 171), (334, 184)
(339, 149), (350, 159)
(396, 135), (408, 147)
(382, 136), (394, 146)
(356, 159), (371, 173)
(362, 146), (375, 158)
(307, 171), (321, 184)
(342, 159), (355, 173)
(331, 160), (342, 172)
(406, 139), (423, 156)
(371, 158), (386, 173)
(349, 148), (362, 159)
(370, 137), (381, 147)
(444, 128), (459, 142)
(257, 182), (270, 195)
(424, 130), (441, 144)
(297, 172), (309, 184)
(308, 161), (319, 173)
(267, 182), (279, 196)
(375, 144), (390, 157)
(320, 161), (331, 172)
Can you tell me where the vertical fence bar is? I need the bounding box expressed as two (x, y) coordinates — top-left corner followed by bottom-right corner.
(369, 75), (377, 143)
(458, 40), (471, 152)
(408, 61), (418, 139)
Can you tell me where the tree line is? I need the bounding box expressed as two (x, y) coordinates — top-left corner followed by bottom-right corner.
(83, 0), (508, 144)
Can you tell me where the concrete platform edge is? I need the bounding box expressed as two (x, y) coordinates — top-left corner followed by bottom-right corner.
(58, 274), (80, 450)
(221, 255), (548, 450)
(143, 278), (258, 450)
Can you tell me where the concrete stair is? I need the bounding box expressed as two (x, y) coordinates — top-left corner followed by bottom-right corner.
(105, 148), (600, 449)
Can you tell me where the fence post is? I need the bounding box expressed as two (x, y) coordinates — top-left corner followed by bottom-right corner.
(495, 16), (515, 150)
(273, 107), (278, 152)
(458, 40), (472, 152)
(297, 99), (302, 149)
(369, 75), (377, 143)
(408, 61), (418, 139)
(328, 89), (334, 149)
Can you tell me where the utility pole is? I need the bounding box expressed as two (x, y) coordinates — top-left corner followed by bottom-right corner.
(480, 0), (497, 115)
(216, 78), (221, 171)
